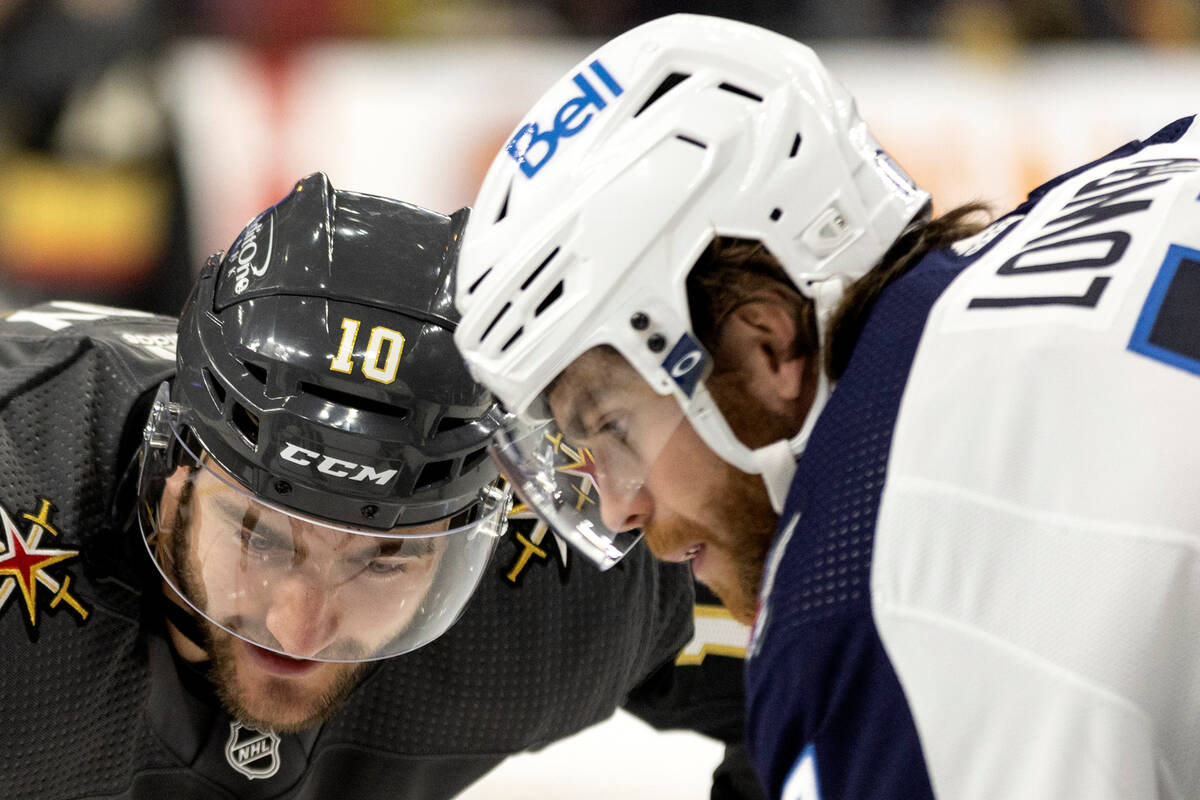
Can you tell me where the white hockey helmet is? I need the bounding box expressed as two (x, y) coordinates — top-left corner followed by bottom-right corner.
(454, 14), (928, 566)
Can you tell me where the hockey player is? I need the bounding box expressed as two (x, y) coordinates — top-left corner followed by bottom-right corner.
(451, 14), (1200, 800)
(0, 172), (762, 799)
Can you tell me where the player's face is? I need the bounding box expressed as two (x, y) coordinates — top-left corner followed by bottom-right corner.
(548, 348), (778, 623)
(158, 465), (447, 732)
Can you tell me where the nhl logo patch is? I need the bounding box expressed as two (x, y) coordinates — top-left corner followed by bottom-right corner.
(225, 721), (281, 780)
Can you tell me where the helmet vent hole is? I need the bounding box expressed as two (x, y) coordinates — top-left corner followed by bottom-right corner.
(633, 71), (690, 118)
(481, 302), (511, 342)
(241, 360), (268, 386)
(436, 415), (470, 434)
(230, 402), (260, 448)
(717, 82), (763, 103)
(300, 382), (410, 422)
(501, 327), (524, 352)
(415, 459), (453, 490)
(461, 447), (489, 475)
(675, 134), (707, 150)
(201, 367), (227, 409)
(789, 133), (803, 158)
(521, 246), (560, 290)
(535, 280), (564, 317)
(468, 267), (492, 296)
(770, 208), (783, 221)
(495, 182), (511, 223)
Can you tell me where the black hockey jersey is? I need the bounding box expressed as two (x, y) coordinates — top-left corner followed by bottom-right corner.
(0, 302), (756, 799)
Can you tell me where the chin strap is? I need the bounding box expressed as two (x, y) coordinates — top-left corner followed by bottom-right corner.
(752, 366), (833, 513)
(751, 275), (844, 513)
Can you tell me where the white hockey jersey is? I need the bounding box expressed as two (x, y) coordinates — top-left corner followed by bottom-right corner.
(746, 115), (1200, 800)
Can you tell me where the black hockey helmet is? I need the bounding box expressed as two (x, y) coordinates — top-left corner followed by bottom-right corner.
(174, 172), (501, 528)
(137, 174), (511, 661)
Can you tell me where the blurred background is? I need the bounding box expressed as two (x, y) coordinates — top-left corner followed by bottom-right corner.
(0, 0), (1196, 315)
(0, 1), (1196, 796)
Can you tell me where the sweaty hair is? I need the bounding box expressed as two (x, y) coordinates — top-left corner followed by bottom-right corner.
(686, 202), (992, 379)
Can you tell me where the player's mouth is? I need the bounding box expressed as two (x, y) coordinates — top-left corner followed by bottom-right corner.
(661, 542), (708, 579)
(241, 640), (323, 677)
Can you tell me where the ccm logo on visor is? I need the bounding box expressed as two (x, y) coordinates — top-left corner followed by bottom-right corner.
(662, 333), (709, 398)
(506, 60), (623, 179)
(279, 443), (398, 485)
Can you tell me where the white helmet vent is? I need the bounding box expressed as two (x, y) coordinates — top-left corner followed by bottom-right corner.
(494, 180), (512, 223)
(467, 267), (491, 296)
(716, 82), (763, 103)
(633, 71), (691, 118)
(535, 281), (564, 317)
(789, 133), (803, 158)
(675, 134), (707, 150)
(520, 246), (560, 290)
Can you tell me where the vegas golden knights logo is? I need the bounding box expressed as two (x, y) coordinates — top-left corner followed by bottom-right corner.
(502, 431), (601, 586)
(0, 498), (89, 638)
(225, 722), (281, 780)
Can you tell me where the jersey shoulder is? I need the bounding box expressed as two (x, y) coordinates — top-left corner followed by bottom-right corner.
(0, 300), (177, 378)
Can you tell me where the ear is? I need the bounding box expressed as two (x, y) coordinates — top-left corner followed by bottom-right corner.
(713, 295), (807, 406)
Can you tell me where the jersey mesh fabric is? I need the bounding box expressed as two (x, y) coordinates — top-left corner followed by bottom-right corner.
(745, 248), (968, 798)
(0, 316), (180, 797)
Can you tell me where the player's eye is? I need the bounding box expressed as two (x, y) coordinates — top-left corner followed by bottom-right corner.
(365, 557), (411, 576)
(239, 528), (287, 555)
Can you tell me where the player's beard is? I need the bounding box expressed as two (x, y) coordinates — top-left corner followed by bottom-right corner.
(660, 363), (799, 624)
(202, 621), (368, 734)
(163, 491), (369, 733)
(644, 456), (778, 624)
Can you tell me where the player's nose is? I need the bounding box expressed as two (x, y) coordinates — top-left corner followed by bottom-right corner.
(595, 471), (653, 533)
(263, 576), (340, 659)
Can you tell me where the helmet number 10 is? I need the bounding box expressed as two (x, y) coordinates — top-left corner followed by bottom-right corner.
(329, 317), (406, 384)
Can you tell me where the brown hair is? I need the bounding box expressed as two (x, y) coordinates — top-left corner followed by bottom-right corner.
(686, 202), (992, 379)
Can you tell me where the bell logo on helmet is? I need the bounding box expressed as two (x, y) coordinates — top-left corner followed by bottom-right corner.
(506, 60), (623, 179)
(228, 214), (275, 295)
(279, 443), (399, 485)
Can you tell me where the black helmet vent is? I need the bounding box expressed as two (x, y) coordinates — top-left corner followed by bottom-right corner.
(435, 415), (470, 434)
(415, 459), (453, 491)
(242, 360), (268, 386)
(299, 381), (410, 422)
(201, 367), (227, 410)
(461, 447), (488, 475)
(230, 402), (260, 448)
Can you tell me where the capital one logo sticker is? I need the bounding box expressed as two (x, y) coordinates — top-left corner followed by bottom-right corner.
(661, 332), (709, 398)
(228, 213), (275, 294)
(225, 721), (281, 780)
(506, 59), (623, 179)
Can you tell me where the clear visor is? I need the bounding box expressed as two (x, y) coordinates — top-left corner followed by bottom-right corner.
(139, 426), (507, 662)
(489, 348), (689, 570)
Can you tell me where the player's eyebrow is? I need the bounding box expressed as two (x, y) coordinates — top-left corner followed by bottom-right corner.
(356, 538), (438, 559)
(212, 495), (290, 541)
(549, 379), (608, 443)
